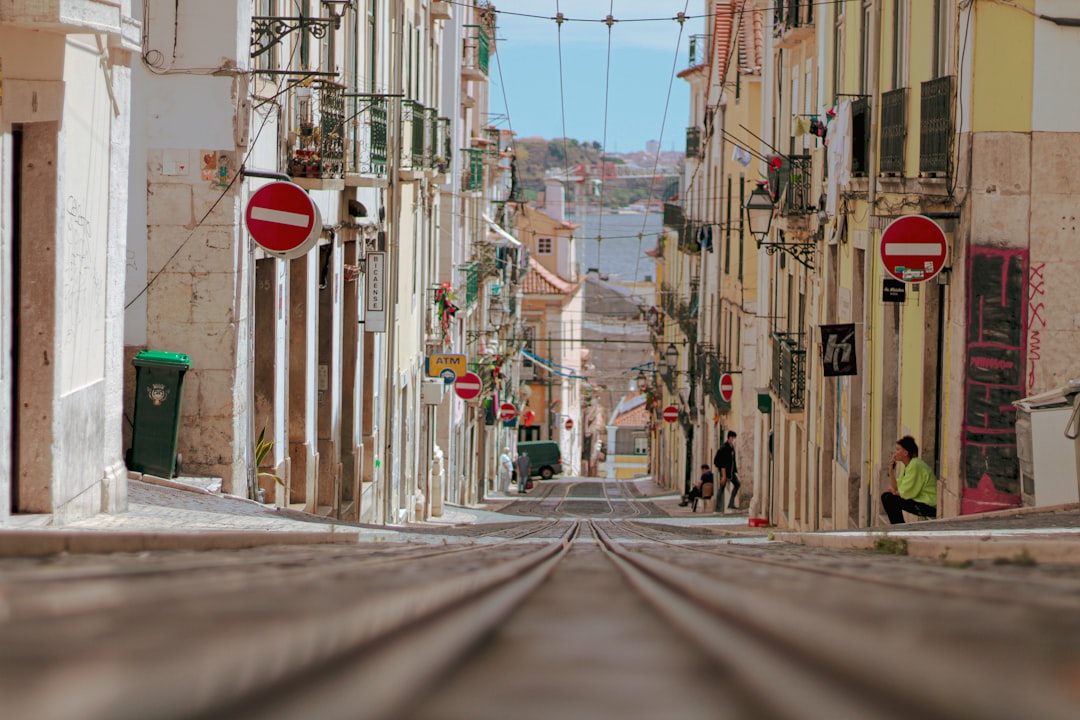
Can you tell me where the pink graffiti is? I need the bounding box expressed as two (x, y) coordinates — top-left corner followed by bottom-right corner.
(1027, 263), (1047, 392)
(971, 356), (1014, 371)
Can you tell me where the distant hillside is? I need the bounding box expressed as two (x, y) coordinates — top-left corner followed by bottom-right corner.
(510, 136), (683, 208)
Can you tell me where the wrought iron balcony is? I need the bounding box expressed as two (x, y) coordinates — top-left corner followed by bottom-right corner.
(462, 148), (484, 191)
(776, 154), (813, 215)
(688, 34), (708, 67)
(880, 88), (907, 176)
(686, 126), (703, 159)
(462, 25), (490, 79)
(459, 261), (480, 308)
(287, 81), (345, 180)
(920, 75), (953, 176)
(401, 100), (434, 171)
(344, 94), (387, 177)
(435, 117), (452, 174)
(774, 0), (814, 47)
(770, 332), (806, 413)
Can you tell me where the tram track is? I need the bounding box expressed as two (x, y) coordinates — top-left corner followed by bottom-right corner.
(611, 518), (1080, 612)
(590, 520), (1080, 720)
(5, 482), (1080, 719)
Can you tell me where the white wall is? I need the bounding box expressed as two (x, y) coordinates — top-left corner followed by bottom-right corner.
(1033, 0), (1080, 133)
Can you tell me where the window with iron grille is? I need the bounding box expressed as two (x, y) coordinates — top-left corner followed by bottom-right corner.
(920, 75), (952, 176)
(537, 237), (553, 255)
(686, 127), (702, 158)
(879, 88), (906, 176)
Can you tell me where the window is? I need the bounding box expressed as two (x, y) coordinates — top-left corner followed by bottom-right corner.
(833, 5), (845, 95)
(860, 0), (872, 94)
(537, 237), (553, 255)
(633, 436), (649, 455)
(933, 0), (950, 78)
(892, 0), (909, 90)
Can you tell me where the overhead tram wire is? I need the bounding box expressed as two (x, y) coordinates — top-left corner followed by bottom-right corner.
(631, 1), (693, 289)
(555, 1), (573, 219)
(593, 2), (616, 276)
(441, 0), (861, 25)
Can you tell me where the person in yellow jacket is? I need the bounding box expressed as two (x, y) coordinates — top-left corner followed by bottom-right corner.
(881, 435), (938, 524)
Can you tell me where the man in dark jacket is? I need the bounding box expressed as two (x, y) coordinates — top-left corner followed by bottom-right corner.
(515, 451), (532, 494)
(713, 431), (741, 512)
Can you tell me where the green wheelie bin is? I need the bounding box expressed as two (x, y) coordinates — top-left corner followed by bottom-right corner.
(129, 350), (192, 478)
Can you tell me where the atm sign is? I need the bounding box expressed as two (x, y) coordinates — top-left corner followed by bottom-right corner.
(426, 354), (467, 379)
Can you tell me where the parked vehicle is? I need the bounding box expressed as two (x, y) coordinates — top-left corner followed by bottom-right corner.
(517, 440), (563, 479)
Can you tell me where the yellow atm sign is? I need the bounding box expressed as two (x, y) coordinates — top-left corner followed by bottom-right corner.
(426, 354), (467, 380)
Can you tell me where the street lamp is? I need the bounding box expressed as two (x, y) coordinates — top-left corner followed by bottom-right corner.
(744, 179), (815, 269)
(488, 301), (507, 330)
(743, 181), (775, 241)
(322, 0), (354, 29)
(663, 343), (680, 372)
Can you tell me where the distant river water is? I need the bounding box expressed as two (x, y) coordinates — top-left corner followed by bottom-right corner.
(574, 211), (662, 285)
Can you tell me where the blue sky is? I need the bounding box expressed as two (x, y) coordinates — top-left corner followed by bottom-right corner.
(487, 1), (705, 153)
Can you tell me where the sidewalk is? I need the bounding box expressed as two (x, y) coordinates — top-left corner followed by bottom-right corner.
(0, 477), (477, 557)
(3, 475), (1079, 562)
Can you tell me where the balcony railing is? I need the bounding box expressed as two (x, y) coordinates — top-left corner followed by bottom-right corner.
(462, 148), (484, 191)
(459, 261), (480, 308)
(778, 154), (813, 215)
(401, 100), (432, 170)
(435, 117), (452, 174)
(345, 94), (388, 177)
(287, 81), (345, 180)
(880, 87), (907, 176)
(774, 0), (814, 46)
(770, 332), (806, 412)
(688, 34), (708, 66)
(462, 25), (490, 78)
(686, 126), (702, 159)
(920, 75), (953, 176)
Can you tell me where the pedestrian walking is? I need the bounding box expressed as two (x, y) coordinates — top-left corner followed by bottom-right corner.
(515, 451), (532, 494)
(713, 431), (741, 512)
(498, 447), (514, 494)
(881, 435), (937, 524)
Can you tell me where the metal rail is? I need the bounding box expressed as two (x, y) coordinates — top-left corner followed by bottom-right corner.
(591, 521), (1080, 720)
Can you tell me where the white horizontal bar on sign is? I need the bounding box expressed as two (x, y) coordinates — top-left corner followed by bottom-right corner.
(883, 243), (942, 255)
(250, 207), (311, 227)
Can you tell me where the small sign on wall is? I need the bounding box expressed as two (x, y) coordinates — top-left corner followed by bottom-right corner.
(882, 278), (906, 303)
(365, 251), (386, 332)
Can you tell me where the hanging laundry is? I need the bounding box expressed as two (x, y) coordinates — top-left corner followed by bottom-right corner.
(731, 145), (753, 168)
(794, 116), (811, 137)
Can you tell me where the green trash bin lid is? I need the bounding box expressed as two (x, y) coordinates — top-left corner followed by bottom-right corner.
(133, 350), (192, 369)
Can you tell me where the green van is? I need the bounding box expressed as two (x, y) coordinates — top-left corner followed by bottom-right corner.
(517, 440), (563, 479)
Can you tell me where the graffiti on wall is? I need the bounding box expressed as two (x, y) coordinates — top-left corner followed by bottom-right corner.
(1026, 262), (1046, 393)
(961, 247), (1027, 514)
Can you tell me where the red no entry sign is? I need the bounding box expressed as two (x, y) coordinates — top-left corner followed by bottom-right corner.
(662, 405), (679, 423)
(879, 215), (948, 283)
(719, 373), (735, 403)
(453, 371), (482, 401)
(245, 181), (322, 259)
(499, 402), (518, 422)
(564, 418), (574, 431)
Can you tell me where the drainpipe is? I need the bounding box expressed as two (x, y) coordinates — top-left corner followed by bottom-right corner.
(863, 0), (883, 525)
(382, 0), (404, 524)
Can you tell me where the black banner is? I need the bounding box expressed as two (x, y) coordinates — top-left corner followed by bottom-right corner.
(820, 323), (858, 377)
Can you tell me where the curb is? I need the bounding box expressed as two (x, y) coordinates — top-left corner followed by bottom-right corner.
(776, 531), (1080, 564)
(0, 530), (359, 557)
